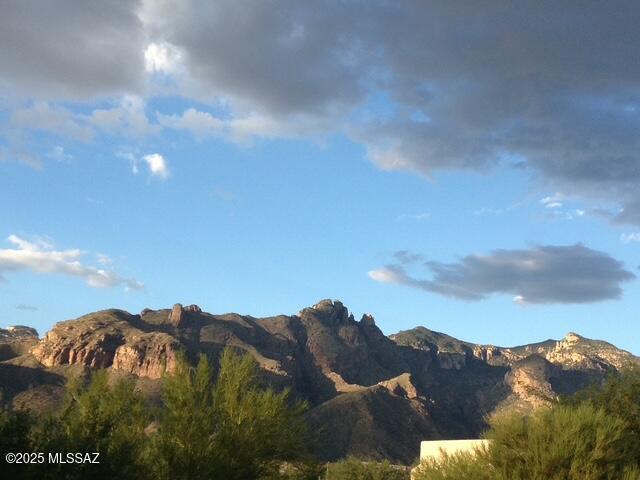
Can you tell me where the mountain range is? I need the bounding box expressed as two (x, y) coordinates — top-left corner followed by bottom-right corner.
(1, 299), (637, 465)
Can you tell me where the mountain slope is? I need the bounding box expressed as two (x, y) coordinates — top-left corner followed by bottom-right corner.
(1, 300), (638, 464)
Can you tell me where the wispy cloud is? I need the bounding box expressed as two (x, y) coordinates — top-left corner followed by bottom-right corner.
(397, 212), (431, 221)
(15, 303), (38, 311)
(540, 193), (565, 209)
(621, 232), (640, 244)
(0, 235), (143, 291)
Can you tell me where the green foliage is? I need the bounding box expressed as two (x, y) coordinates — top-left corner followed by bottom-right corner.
(486, 404), (634, 480)
(0, 408), (35, 478)
(0, 407), (33, 452)
(262, 460), (325, 480)
(414, 403), (639, 480)
(34, 371), (151, 480)
(412, 450), (492, 480)
(325, 457), (409, 480)
(564, 367), (640, 460)
(151, 348), (310, 480)
(151, 353), (220, 480)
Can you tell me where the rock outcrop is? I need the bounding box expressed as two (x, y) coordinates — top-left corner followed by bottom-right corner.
(360, 313), (376, 327)
(0, 325), (39, 361)
(168, 303), (203, 328)
(3, 300), (638, 465)
(504, 355), (558, 408)
(112, 333), (181, 378)
(30, 309), (181, 378)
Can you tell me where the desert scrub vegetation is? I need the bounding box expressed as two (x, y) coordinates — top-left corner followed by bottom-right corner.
(414, 367), (640, 480)
(2, 362), (639, 479)
(0, 347), (311, 480)
(324, 457), (409, 480)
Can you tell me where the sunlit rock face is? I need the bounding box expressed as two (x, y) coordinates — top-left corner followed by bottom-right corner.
(12, 300), (640, 464)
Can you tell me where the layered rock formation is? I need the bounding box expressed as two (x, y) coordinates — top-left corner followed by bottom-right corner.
(1, 300), (638, 464)
(31, 309), (189, 378)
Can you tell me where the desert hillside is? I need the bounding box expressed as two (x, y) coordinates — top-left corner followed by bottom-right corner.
(1, 300), (637, 464)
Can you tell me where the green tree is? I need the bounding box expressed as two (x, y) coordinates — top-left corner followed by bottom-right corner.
(33, 370), (151, 480)
(151, 353), (220, 479)
(152, 348), (309, 480)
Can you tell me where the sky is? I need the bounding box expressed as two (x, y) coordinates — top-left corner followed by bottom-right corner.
(1, 1), (639, 353)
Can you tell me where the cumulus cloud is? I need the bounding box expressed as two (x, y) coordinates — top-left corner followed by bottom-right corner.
(141, 153), (169, 179)
(3, 1), (640, 223)
(145, 1), (640, 224)
(0, 0), (145, 99)
(88, 96), (160, 138)
(144, 42), (183, 74)
(157, 108), (223, 138)
(369, 245), (635, 304)
(157, 107), (332, 142)
(142, 0), (364, 116)
(123, 152), (170, 179)
(0, 235), (143, 291)
(11, 103), (93, 141)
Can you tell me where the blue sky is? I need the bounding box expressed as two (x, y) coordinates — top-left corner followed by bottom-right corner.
(1, 1), (639, 353)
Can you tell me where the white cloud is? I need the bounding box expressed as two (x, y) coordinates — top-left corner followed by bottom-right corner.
(4, 1), (640, 228)
(11, 102), (93, 141)
(88, 96), (160, 138)
(513, 295), (527, 305)
(96, 253), (112, 265)
(121, 151), (170, 180)
(144, 42), (183, 74)
(368, 267), (406, 284)
(621, 232), (640, 244)
(0, 235), (143, 291)
(540, 193), (565, 209)
(142, 153), (170, 179)
(157, 108), (224, 138)
(158, 107), (331, 143)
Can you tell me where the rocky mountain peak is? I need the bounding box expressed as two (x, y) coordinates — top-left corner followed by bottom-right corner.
(168, 303), (202, 328)
(563, 332), (582, 344)
(360, 313), (376, 327)
(1, 325), (38, 339)
(303, 299), (353, 324)
(0, 325), (39, 361)
(4, 302), (639, 465)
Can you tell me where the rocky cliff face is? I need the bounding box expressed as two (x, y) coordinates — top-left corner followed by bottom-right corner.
(31, 309), (185, 378)
(2, 300), (638, 465)
(0, 325), (39, 361)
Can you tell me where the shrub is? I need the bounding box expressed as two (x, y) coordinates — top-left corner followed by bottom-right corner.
(152, 348), (309, 480)
(325, 457), (409, 480)
(564, 366), (640, 464)
(33, 371), (151, 480)
(414, 404), (638, 480)
(412, 450), (492, 480)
